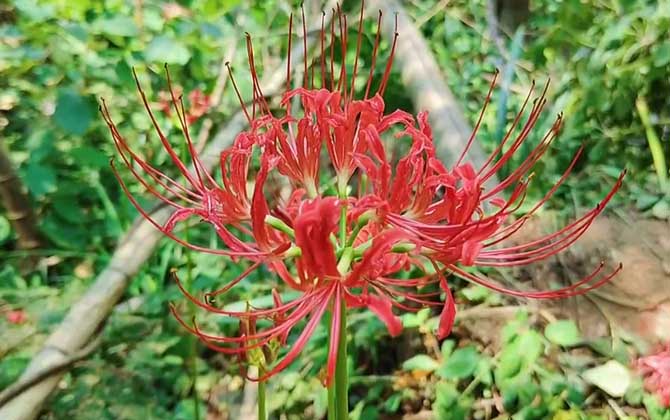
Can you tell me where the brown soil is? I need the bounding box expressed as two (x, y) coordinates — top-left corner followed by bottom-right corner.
(508, 212), (670, 350)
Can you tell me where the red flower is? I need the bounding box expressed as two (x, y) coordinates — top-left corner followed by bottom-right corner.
(104, 4), (623, 384)
(158, 85), (211, 124)
(5, 309), (27, 325)
(636, 345), (670, 408)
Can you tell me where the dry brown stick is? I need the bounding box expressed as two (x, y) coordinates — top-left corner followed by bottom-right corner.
(0, 141), (42, 250)
(0, 333), (102, 408)
(365, 0), (493, 172)
(0, 4), (334, 419)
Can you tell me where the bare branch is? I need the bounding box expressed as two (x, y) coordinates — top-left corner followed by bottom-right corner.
(0, 142), (43, 250)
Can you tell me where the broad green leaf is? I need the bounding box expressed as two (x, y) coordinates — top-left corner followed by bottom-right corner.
(553, 410), (582, 420)
(96, 15), (139, 37)
(652, 199), (670, 220)
(643, 393), (670, 420)
(441, 339), (456, 359)
(14, 0), (55, 22)
(70, 146), (109, 168)
(496, 330), (544, 381)
(460, 285), (490, 302)
(433, 381), (472, 420)
(23, 163), (57, 196)
(545, 320), (582, 347)
(402, 308), (431, 328)
(653, 43), (670, 67)
(475, 357), (493, 386)
(53, 89), (94, 135)
(582, 360), (631, 397)
(402, 355), (440, 373)
(0, 215), (11, 244)
(437, 345), (480, 379)
(145, 36), (191, 65)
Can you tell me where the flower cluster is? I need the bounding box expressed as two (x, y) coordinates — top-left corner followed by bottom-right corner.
(102, 5), (624, 384)
(636, 345), (670, 408)
(158, 86), (211, 125)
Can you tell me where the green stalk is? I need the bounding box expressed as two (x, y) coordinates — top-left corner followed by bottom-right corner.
(258, 379), (267, 420)
(636, 96), (668, 191)
(190, 341), (200, 420)
(335, 299), (348, 420)
(333, 178), (349, 419)
(327, 378), (337, 420)
(183, 226), (200, 420)
(326, 310), (337, 420)
(339, 202), (347, 247)
(265, 215), (295, 238)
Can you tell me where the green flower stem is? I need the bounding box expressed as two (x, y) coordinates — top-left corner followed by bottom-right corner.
(326, 310), (337, 420)
(327, 381), (337, 420)
(335, 298), (348, 420)
(184, 226), (200, 420)
(339, 201), (347, 247)
(345, 210), (373, 248)
(265, 215), (295, 238)
(258, 379), (267, 420)
(337, 247), (354, 275)
(636, 96), (668, 190)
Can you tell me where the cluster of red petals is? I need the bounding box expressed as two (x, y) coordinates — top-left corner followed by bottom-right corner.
(102, 4), (624, 384)
(4, 309), (27, 325)
(159, 87), (211, 124)
(636, 345), (670, 408)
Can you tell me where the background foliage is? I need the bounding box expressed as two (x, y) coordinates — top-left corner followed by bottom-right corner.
(1, 0), (669, 419)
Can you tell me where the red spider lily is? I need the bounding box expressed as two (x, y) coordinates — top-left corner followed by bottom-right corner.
(103, 3), (624, 385)
(159, 87), (211, 124)
(4, 309), (27, 325)
(636, 345), (670, 408)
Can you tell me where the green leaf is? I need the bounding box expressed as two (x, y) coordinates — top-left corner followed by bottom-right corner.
(437, 345), (481, 379)
(441, 339), (456, 359)
(70, 146), (110, 168)
(96, 15), (139, 37)
(582, 360), (631, 397)
(653, 43), (670, 67)
(383, 393), (402, 413)
(652, 198), (670, 220)
(52, 195), (84, 223)
(53, 89), (94, 135)
(14, 0), (55, 22)
(402, 308), (431, 328)
(433, 381), (472, 420)
(0, 215), (11, 244)
(545, 320), (582, 347)
(460, 285), (491, 302)
(643, 393), (670, 420)
(475, 357), (493, 386)
(23, 163), (57, 196)
(402, 355), (440, 372)
(145, 36), (191, 65)
(496, 330), (544, 382)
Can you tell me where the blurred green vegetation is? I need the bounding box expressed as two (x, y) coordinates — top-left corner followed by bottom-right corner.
(1, 0), (669, 419)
